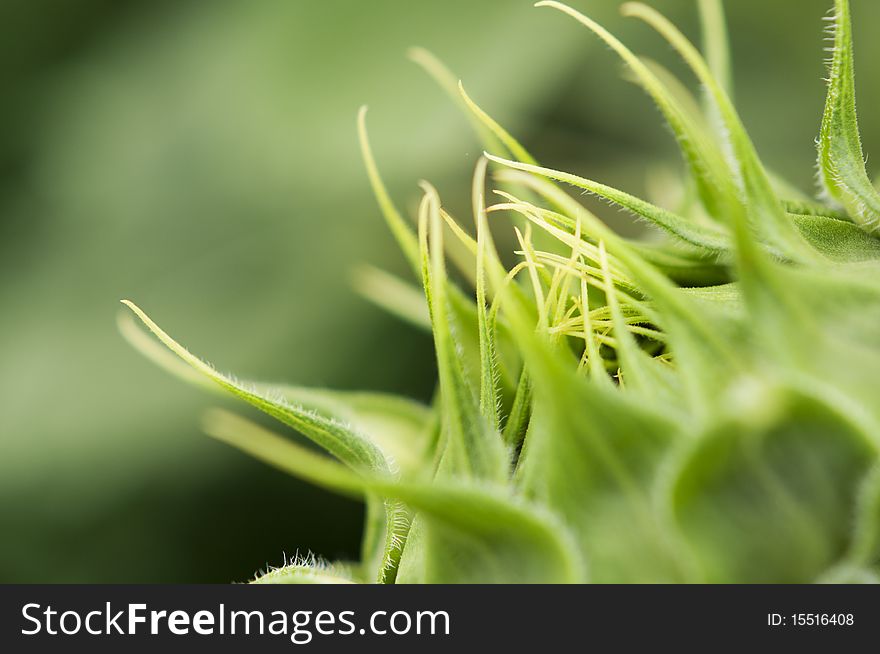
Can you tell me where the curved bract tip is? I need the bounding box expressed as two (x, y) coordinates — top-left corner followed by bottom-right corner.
(619, 2), (645, 17)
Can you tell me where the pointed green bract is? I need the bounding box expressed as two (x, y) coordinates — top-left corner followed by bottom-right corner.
(408, 48), (507, 157)
(358, 107), (421, 274)
(121, 302), (409, 583)
(817, 0), (880, 233)
(485, 153), (731, 253)
(251, 566), (357, 585)
(122, 301), (392, 472)
(418, 185), (509, 482)
(473, 158), (502, 431)
(267, 387), (431, 475)
(458, 82), (538, 166)
(502, 369), (532, 447)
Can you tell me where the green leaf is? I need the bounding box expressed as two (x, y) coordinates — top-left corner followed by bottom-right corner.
(817, 0), (880, 233)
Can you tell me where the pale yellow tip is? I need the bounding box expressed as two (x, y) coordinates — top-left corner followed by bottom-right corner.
(619, 3), (640, 17)
(417, 180), (440, 198)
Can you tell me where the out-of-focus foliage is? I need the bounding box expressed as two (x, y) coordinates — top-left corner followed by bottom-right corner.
(3, 0), (880, 582)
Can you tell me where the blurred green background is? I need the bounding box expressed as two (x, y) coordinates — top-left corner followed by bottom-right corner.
(2, 0), (878, 582)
